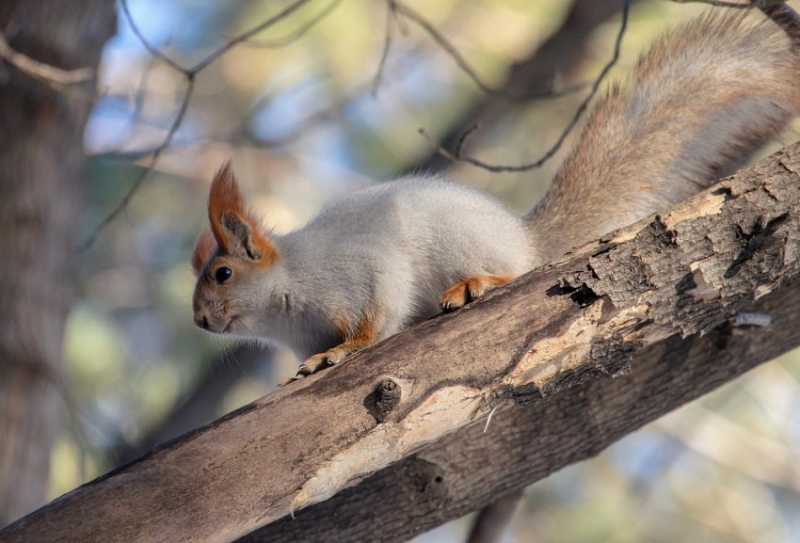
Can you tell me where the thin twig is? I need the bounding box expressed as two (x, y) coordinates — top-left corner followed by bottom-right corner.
(121, 0), (317, 75)
(120, 0), (186, 73)
(130, 54), (156, 120)
(255, 1), (465, 146)
(418, 0), (632, 173)
(78, 77), (195, 253)
(454, 123), (480, 157)
(372, 0), (398, 96)
(0, 30), (95, 85)
(190, 0), (315, 73)
(483, 404), (499, 433)
(244, 0), (343, 49)
(394, 2), (588, 102)
(671, 0), (756, 7)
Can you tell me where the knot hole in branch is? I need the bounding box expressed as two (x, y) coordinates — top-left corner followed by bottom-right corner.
(365, 378), (402, 423)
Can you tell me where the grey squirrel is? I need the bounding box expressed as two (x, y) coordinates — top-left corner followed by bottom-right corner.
(191, 6), (800, 383)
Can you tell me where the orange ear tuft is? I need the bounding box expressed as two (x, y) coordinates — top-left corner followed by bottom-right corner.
(205, 160), (278, 265)
(191, 227), (217, 276)
(208, 161), (246, 253)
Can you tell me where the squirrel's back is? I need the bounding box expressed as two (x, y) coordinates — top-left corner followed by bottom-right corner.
(526, 8), (800, 264)
(282, 176), (534, 323)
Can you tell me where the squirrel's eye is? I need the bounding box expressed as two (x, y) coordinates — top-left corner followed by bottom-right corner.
(215, 266), (233, 284)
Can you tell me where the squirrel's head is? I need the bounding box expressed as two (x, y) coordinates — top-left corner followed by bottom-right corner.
(191, 161), (282, 337)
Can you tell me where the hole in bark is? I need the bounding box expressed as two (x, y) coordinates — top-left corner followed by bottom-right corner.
(571, 285), (599, 308)
(401, 458), (449, 502)
(546, 283), (576, 296)
(711, 185), (733, 196)
(546, 282), (598, 307)
(651, 215), (677, 246)
(725, 213), (788, 278)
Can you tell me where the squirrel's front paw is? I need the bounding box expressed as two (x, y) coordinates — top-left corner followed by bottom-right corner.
(278, 344), (356, 386)
(440, 275), (514, 311)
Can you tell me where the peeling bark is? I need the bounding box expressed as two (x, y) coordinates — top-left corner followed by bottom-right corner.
(2, 143), (800, 543)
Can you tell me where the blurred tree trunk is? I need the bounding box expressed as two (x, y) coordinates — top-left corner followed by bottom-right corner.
(0, 1), (115, 526)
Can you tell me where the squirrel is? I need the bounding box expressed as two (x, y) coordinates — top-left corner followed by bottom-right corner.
(191, 6), (800, 384)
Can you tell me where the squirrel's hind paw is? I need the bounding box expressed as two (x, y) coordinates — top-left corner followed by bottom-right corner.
(440, 275), (514, 311)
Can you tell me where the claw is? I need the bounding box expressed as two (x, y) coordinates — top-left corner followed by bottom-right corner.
(285, 337), (372, 384)
(440, 275), (514, 311)
(278, 374), (305, 387)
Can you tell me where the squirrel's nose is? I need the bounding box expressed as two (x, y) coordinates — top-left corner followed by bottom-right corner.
(194, 313), (209, 330)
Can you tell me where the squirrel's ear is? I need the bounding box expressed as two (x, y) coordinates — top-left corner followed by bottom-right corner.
(207, 161), (277, 264)
(191, 228), (217, 276)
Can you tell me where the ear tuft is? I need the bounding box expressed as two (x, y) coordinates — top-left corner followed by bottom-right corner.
(208, 161), (246, 253)
(205, 160), (279, 265)
(191, 228), (217, 276)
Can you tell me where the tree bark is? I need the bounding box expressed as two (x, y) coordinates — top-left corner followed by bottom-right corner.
(0, 1), (115, 526)
(243, 280), (800, 543)
(1, 140), (799, 543)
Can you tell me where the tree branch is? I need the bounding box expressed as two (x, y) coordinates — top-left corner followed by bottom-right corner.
(0, 30), (95, 85)
(3, 142), (800, 543)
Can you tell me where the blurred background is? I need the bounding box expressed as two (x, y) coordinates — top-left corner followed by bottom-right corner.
(2, 0), (800, 541)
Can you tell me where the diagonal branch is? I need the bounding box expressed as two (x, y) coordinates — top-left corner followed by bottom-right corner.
(4, 141), (800, 543)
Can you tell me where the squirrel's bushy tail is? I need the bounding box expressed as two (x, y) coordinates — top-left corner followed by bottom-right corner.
(525, 6), (800, 264)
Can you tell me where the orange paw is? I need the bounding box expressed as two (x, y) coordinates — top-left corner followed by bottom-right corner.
(440, 275), (513, 311)
(278, 339), (372, 387)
